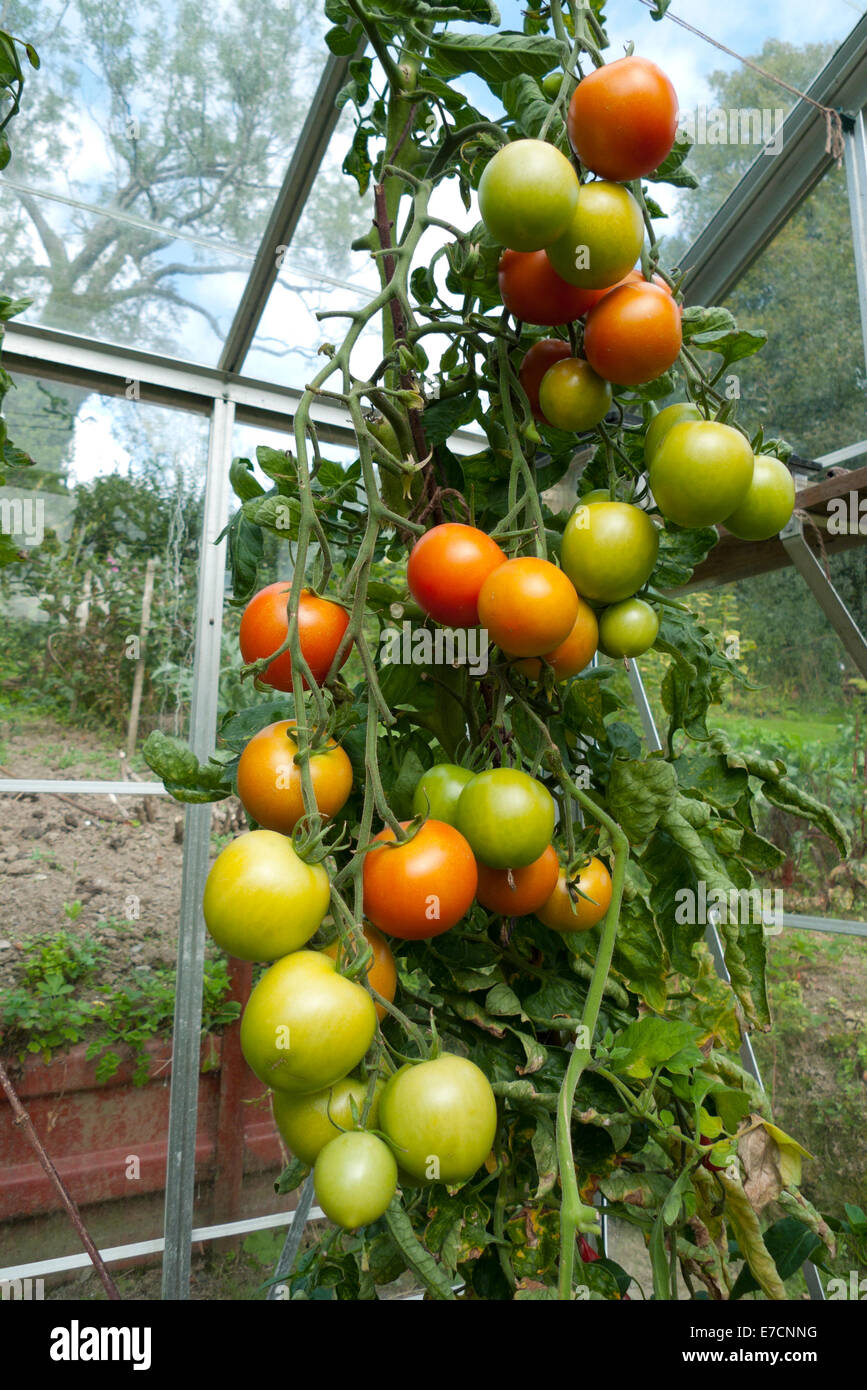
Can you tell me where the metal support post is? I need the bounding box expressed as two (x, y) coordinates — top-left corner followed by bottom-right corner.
(844, 104), (867, 372)
(780, 514), (867, 680)
(626, 659), (825, 1299)
(161, 396), (235, 1300)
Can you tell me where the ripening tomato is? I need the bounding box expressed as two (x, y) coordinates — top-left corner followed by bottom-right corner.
(514, 595), (598, 681)
(545, 181), (644, 290)
(314, 1131), (398, 1230)
(324, 924), (397, 1021)
(597, 598), (659, 659)
(456, 768), (556, 870)
(478, 139), (580, 251)
(498, 250), (605, 326)
(203, 829), (330, 962)
(239, 582), (350, 691)
(567, 56), (679, 182)
(412, 763), (475, 825)
(583, 283), (682, 386)
(379, 1053), (498, 1185)
(537, 356), (613, 432)
(236, 720), (353, 834)
(518, 339), (572, 420)
(561, 501), (659, 604)
(241, 950), (376, 1094)
(271, 1074), (383, 1167)
(476, 843), (560, 916)
(478, 556), (579, 658)
(649, 420), (754, 527)
(537, 858), (612, 932)
(407, 523), (505, 628)
(643, 401), (703, 465)
(721, 455), (795, 541)
(363, 820), (478, 939)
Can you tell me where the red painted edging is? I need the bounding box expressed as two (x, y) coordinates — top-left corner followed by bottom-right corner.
(0, 1032), (285, 1224)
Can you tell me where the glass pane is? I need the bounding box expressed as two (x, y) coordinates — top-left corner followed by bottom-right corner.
(0, 379), (209, 769)
(242, 100), (384, 386)
(0, 0), (337, 361)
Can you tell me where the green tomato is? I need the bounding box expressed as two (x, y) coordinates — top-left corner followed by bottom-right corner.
(722, 455), (796, 541)
(271, 1075), (383, 1168)
(580, 488), (614, 505)
(538, 357), (613, 432)
(379, 1053), (497, 1185)
(643, 401), (703, 466)
(649, 420), (754, 527)
(456, 767), (555, 869)
(477, 138), (580, 252)
(203, 829), (330, 962)
(412, 763), (475, 825)
(597, 598), (660, 658)
(545, 181), (644, 289)
(241, 950), (376, 1094)
(313, 1131), (397, 1230)
(540, 70), (564, 100)
(561, 500), (659, 603)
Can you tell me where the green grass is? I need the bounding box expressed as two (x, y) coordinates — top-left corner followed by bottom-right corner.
(709, 710), (844, 749)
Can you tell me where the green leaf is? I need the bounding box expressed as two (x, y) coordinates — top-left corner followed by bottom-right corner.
(607, 756), (677, 844)
(729, 1217), (821, 1300)
(498, 73), (566, 146)
(485, 982), (523, 1017)
(605, 1017), (704, 1079)
(652, 523), (718, 588)
(531, 1112), (558, 1197)
(325, 23), (360, 55)
(229, 455), (265, 502)
(649, 1210), (670, 1298)
(384, 1199), (457, 1300)
(274, 1157), (309, 1195)
(426, 32), (562, 86)
(142, 731), (231, 803)
(645, 132), (696, 189)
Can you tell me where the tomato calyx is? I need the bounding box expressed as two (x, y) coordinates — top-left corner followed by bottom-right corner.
(291, 812), (348, 864)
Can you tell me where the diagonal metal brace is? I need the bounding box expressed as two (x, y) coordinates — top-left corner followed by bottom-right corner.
(780, 514), (867, 680)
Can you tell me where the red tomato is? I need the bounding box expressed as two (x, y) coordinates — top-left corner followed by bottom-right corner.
(475, 844), (560, 916)
(325, 924), (397, 1022)
(583, 283), (682, 387)
(568, 56), (679, 182)
(478, 557), (579, 658)
(239, 582), (350, 691)
(498, 250), (604, 326)
(519, 339), (573, 420)
(363, 820), (478, 940)
(407, 524), (506, 627)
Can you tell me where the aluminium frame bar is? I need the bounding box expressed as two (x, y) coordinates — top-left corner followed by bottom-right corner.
(160, 397), (234, 1301)
(779, 512), (867, 680)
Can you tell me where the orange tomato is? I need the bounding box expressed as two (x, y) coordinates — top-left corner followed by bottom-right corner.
(407, 523), (506, 628)
(567, 56), (679, 183)
(236, 720), (353, 834)
(513, 596), (598, 681)
(478, 557), (579, 658)
(325, 924), (397, 1021)
(475, 845), (560, 917)
(536, 858), (613, 932)
(239, 582), (350, 692)
(363, 820), (478, 940)
(583, 283), (682, 387)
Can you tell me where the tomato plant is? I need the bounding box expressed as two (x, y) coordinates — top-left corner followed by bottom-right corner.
(478, 138), (579, 252)
(324, 924), (397, 1021)
(407, 522), (505, 627)
(649, 420), (755, 527)
(236, 719), (352, 834)
(362, 819), (478, 939)
(146, 0), (848, 1306)
(239, 582), (350, 691)
(202, 830), (330, 962)
(477, 556), (579, 657)
(567, 55), (680, 181)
